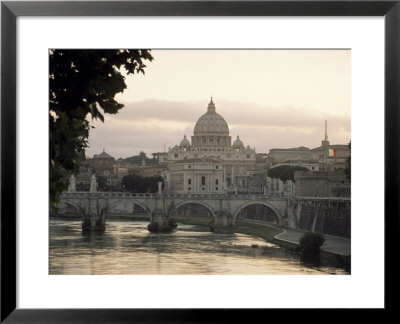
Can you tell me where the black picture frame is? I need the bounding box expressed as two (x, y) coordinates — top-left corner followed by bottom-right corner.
(1, 0), (398, 322)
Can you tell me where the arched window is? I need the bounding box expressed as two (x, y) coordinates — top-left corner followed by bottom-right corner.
(201, 176), (206, 185)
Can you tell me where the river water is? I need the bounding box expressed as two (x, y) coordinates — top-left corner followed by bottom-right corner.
(49, 219), (346, 275)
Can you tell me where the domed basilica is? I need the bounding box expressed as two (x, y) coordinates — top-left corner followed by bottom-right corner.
(163, 98), (265, 194)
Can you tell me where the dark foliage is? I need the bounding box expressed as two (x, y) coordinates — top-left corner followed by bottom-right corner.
(296, 232), (325, 264)
(49, 49), (153, 210)
(268, 165), (309, 182)
(332, 255), (351, 273)
(96, 175), (107, 190)
(122, 151), (159, 165)
(121, 174), (163, 193)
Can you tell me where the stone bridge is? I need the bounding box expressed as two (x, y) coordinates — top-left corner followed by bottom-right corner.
(59, 191), (350, 233)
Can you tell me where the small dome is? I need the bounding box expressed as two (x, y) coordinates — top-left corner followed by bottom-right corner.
(180, 135), (190, 147)
(232, 135), (244, 148)
(193, 98), (229, 135)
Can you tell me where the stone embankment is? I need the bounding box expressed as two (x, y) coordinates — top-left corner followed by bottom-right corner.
(237, 219), (350, 257)
(286, 198), (351, 239)
(274, 228), (350, 256)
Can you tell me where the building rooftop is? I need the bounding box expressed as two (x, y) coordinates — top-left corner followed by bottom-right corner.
(311, 144), (349, 151)
(270, 147), (310, 152)
(280, 157), (316, 163)
(171, 157), (222, 164)
(193, 98), (230, 135)
(93, 149), (115, 159)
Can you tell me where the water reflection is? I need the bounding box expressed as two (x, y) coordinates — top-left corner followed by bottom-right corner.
(49, 219), (346, 275)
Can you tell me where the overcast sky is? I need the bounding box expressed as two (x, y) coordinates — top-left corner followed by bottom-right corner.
(86, 50), (351, 159)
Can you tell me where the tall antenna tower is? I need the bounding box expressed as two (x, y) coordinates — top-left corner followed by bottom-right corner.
(322, 120), (330, 147)
(325, 120), (328, 141)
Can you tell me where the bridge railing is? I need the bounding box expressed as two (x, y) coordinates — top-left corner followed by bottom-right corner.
(61, 192), (160, 199)
(61, 191), (292, 201)
(295, 196), (351, 202)
(61, 191), (351, 205)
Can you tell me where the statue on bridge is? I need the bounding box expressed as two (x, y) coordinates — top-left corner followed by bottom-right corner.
(158, 181), (163, 194)
(68, 174), (76, 192)
(90, 174), (97, 193)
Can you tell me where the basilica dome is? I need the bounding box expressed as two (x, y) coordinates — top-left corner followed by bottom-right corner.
(193, 98), (229, 135)
(180, 135), (190, 147)
(232, 135), (244, 149)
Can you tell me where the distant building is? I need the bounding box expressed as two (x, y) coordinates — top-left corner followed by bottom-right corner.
(294, 169), (350, 197)
(291, 121), (350, 197)
(310, 120), (350, 164)
(116, 160), (129, 178)
(327, 168), (351, 197)
(90, 149), (115, 171)
(167, 158), (223, 193)
(294, 171), (330, 197)
(157, 152), (168, 165)
(88, 149), (120, 190)
(268, 147), (312, 164)
(311, 144), (350, 163)
(163, 98), (263, 194)
(134, 165), (167, 178)
(75, 159), (91, 191)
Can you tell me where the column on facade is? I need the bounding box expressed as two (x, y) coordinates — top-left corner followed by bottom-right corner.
(223, 165), (226, 190)
(232, 164), (235, 186)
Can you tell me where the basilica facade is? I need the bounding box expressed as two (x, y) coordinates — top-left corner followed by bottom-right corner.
(163, 98), (265, 194)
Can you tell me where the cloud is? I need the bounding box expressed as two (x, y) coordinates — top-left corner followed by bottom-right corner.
(86, 99), (350, 158)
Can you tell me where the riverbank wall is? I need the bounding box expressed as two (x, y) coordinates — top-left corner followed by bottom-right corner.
(287, 199), (351, 238)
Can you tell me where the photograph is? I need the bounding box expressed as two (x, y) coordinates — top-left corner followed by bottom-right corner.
(49, 49), (351, 275)
(3, 0), (397, 319)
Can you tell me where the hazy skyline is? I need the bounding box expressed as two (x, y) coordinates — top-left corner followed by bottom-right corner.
(86, 50), (351, 158)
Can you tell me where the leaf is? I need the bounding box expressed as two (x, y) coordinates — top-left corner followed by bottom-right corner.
(49, 49), (153, 207)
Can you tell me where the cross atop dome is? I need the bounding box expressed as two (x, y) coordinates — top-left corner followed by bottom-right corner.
(207, 97), (216, 113)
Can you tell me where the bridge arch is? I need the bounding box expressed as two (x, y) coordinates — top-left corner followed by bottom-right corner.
(171, 200), (217, 222)
(232, 201), (282, 226)
(62, 200), (84, 215)
(108, 199), (152, 216)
